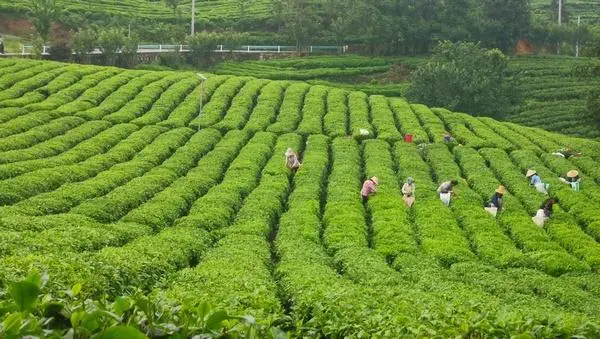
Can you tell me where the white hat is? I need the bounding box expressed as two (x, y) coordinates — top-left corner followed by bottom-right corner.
(526, 169), (536, 178)
(371, 176), (379, 185)
(567, 170), (579, 178)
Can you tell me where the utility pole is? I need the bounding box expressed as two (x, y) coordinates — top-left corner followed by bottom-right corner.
(558, 0), (562, 26)
(576, 15), (581, 57)
(191, 0), (195, 36)
(557, 0), (562, 54)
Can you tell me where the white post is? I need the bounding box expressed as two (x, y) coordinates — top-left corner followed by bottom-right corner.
(128, 24), (131, 38)
(278, 46), (280, 53)
(220, 44), (223, 51)
(180, 44), (183, 52)
(21, 44), (25, 55)
(558, 0), (562, 26)
(159, 45), (162, 52)
(576, 16), (581, 58)
(310, 46), (313, 53)
(247, 45), (250, 52)
(191, 0), (195, 36)
(43, 45), (47, 54)
(557, 0), (562, 54)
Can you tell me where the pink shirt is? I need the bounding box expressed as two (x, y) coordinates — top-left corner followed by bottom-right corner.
(361, 180), (377, 197)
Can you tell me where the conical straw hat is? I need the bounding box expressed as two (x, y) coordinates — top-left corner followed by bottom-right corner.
(567, 170), (579, 178)
(526, 169), (536, 178)
(495, 185), (507, 195)
(371, 176), (379, 185)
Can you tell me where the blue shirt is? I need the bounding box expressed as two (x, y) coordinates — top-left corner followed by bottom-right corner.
(530, 174), (542, 185)
(490, 194), (504, 210)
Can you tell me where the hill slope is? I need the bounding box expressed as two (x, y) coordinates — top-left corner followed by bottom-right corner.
(212, 55), (600, 139)
(531, 0), (600, 24)
(2, 0), (598, 27)
(1, 59), (600, 336)
(0, 0), (272, 25)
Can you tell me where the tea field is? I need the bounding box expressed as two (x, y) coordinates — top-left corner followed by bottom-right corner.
(507, 55), (600, 139)
(1, 59), (600, 337)
(0, 0), (273, 24)
(214, 55), (600, 139)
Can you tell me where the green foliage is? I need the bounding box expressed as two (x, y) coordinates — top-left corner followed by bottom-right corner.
(409, 41), (517, 119)
(2, 59), (600, 336)
(477, 0), (532, 51)
(281, 0), (321, 49)
(0, 273), (267, 338)
(28, 0), (59, 42)
(186, 31), (249, 67)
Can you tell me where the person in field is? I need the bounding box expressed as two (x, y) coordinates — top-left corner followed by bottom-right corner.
(443, 133), (453, 143)
(559, 170), (581, 192)
(532, 197), (560, 227)
(285, 148), (301, 172)
(526, 169), (549, 195)
(484, 185), (506, 217)
(401, 177), (416, 207)
(437, 179), (458, 206)
(552, 148), (582, 159)
(361, 176), (378, 202)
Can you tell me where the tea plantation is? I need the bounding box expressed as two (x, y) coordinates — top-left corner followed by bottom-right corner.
(1, 59), (600, 337)
(214, 55), (600, 139)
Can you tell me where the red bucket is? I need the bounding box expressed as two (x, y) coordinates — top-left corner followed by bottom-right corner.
(404, 134), (413, 143)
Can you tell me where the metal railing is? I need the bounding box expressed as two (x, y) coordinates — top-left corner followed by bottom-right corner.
(13, 44), (344, 56)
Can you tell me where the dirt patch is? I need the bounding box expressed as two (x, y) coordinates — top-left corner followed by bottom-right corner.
(515, 39), (535, 55)
(0, 14), (34, 37)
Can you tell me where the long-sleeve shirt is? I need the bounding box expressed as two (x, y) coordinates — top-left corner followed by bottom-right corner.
(286, 153), (301, 169)
(541, 199), (555, 217)
(402, 183), (415, 197)
(437, 181), (453, 194)
(530, 174), (542, 186)
(361, 180), (377, 197)
(490, 194), (504, 211)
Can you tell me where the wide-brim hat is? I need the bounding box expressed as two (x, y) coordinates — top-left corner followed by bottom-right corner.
(567, 170), (579, 178)
(371, 176), (379, 185)
(495, 185), (507, 195)
(526, 169), (536, 178)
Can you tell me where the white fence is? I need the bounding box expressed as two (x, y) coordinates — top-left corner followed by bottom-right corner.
(12, 44), (344, 56)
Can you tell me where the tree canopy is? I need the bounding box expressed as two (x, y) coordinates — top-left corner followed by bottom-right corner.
(408, 41), (517, 119)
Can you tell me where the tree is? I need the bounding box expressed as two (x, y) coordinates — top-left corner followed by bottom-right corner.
(28, 0), (60, 42)
(48, 27), (72, 61)
(476, 0), (532, 52)
(72, 28), (97, 64)
(408, 41), (517, 119)
(72, 28), (97, 55)
(98, 28), (126, 66)
(281, 0), (322, 50)
(326, 0), (363, 48)
(186, 31), (248, 67)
